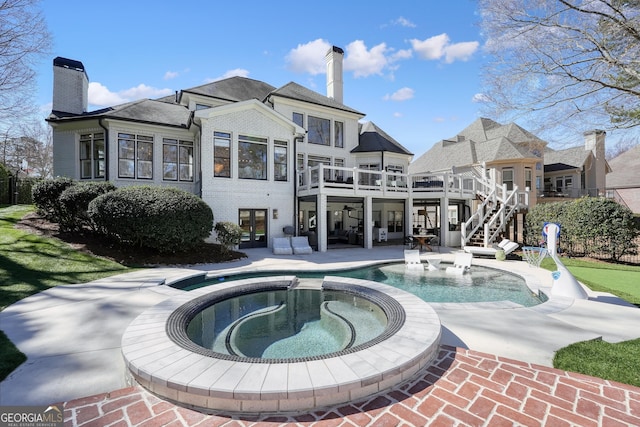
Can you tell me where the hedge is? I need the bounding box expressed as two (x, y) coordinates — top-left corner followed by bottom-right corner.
(88, 186), (214, 252)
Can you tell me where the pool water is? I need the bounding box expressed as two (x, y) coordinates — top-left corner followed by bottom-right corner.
(186, 288), (387, 359)
(181, 263), (544, 307)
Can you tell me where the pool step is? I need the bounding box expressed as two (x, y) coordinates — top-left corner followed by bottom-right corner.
(292, 277), (324, 289)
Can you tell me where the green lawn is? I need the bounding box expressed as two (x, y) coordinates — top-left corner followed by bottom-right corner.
(540, 256), (640, 306)
(0, 205), (130, 311)
(0, 205), (131, 380)
(554, 338), (640, 388)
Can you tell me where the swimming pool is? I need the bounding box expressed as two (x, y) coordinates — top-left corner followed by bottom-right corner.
(177, 263), (545, 307)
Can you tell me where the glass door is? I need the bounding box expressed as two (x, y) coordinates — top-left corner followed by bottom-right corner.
(239, 209), (268, 249)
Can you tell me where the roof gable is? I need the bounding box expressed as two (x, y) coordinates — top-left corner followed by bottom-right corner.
(353, 121), (413, 155)
(194, 98), (305, 135)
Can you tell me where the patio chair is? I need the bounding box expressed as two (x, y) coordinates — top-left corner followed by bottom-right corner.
(272, 237), (293, 255)
(291, 236), (313, 255)
(445, 252), (472, 274)
(463, 239), (519, 258)
(404, 250), (424, 270)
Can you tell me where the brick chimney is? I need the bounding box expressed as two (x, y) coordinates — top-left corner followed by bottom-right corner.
(52, 57), (88, 115)
(325, 46), (344, 103)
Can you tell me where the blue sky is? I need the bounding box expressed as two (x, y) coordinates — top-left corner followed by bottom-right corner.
(36, 0), (485, 155)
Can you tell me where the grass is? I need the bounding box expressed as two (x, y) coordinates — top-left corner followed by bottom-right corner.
(0, 205), (130, 311)
(0, 205), (130, 380)
(539, 256), (640, 306)
(554, 338), (640, 387)
(540, 255), (640, 386)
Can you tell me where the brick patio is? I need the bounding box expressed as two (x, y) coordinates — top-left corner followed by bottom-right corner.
(63, 346), (640, 427)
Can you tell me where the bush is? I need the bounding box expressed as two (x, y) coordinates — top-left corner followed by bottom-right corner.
(31, 177), (74, 221)
(88, 186), (213, 253)
(525, 197), (638, 261)
(58, 181), (116, 232)
(214, 221), (243, 255)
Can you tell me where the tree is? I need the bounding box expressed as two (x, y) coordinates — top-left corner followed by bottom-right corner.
(0, 0), (51, 127)
(479, 0), (640, 137)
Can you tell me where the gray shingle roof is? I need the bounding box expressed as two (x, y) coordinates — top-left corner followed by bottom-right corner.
(270, 82), (364, 115)
(409, 118), (544, 173)
(607, 144), (640, 188)
(543, 146), (590, 168)
(181, 76), (276, 102)
(49, 99), (192, 128)
(353, 121), (413, 155)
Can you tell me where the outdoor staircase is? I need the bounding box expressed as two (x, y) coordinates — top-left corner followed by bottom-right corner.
(461, 164), (528, 248)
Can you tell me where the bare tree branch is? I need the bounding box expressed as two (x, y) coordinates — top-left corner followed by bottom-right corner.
(0, 0), (51, 127)
(479, 0), (640, 137)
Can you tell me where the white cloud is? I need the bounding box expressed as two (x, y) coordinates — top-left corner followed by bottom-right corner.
(472, 93), (490, 103)
(443, 41), (480, 63)
(120, 84), (173, 100)
(286, 39), (331, 75)
(390, 49), (412, 62)
(392, 17), (416, 28)
(164, 71), (179, 80)
(410, 34), (479, 63)
(384, 87), (415, 102)
(88, 82), (128, 106)
(88, 82), (173, 107)
(204, 68), (251, 83)
(393, 112), (403, 118)
(344, 40), (389, 78)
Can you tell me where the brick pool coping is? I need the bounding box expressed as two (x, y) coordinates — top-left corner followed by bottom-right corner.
(66, 345), (640, 426)
(121, 275), (442, 414)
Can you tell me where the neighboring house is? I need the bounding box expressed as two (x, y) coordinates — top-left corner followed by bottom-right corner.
(409, 118), (545, 244)
(606, 144), (640, 214)
(408, 118), (611, 245)
(542, 130), (610, 200)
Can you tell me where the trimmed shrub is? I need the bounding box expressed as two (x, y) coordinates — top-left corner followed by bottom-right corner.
(58, 181), (116, 232)
(31, 177), (74, 221)
(525, 198), (638, 261)
(214, 221), (243, 255)
(88, 186), (213, 252)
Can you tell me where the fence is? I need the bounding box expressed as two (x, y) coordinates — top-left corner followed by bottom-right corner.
(0, 177), (41, 205)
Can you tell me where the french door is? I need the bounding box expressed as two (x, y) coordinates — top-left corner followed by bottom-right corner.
(239, 209), (268, 249)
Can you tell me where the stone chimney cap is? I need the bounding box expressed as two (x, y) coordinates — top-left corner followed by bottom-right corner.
(53, 57), (85, 72)
(328, 46), (344, 55)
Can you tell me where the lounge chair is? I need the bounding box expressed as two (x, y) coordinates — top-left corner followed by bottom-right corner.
(445, 252), (472, 274)
(273, 237), (293, 255)
(404, 249), (424, 270)
(463, 239), (519, 258)
(291, 236), (313, 254)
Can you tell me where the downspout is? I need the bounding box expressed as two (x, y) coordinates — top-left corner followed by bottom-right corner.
(190, 112), (203, 197)
(98, 118), (109, 180)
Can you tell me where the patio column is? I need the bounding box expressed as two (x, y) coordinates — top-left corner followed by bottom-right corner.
(440, 195), (449, 247)
(318, 193), (328, 252)
(363, 196), (373, 249)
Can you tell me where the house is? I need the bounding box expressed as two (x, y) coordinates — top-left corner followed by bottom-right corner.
(542, 130), (610, 199)
(409, 118), (543, 244)
(408, 118), (610, 246)
(606, 144), (640, 214)
(50, 48), (463, 252)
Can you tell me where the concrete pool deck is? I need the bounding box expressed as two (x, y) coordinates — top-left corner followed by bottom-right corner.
(1, 245), (640, 425)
